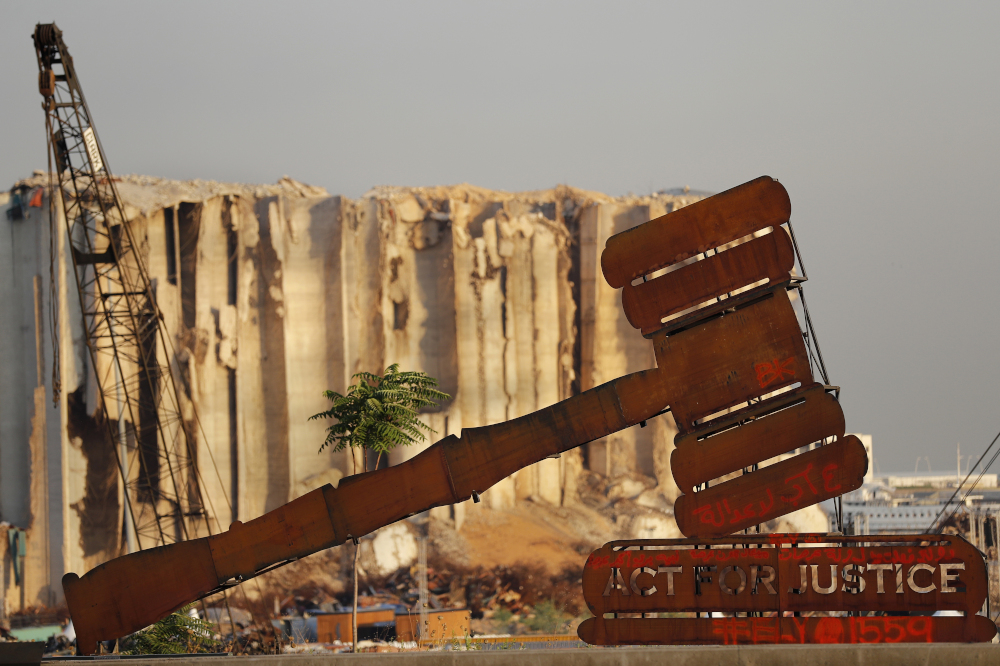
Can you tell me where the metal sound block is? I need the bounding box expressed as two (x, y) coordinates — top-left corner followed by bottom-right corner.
(671, 382), (845, 493)
(579, 534), (995, 645)
(602, 176), (791, 289)
(673, 435), (867, 538)
(652, 287), (811, 431)
(621, 228), (795, 336)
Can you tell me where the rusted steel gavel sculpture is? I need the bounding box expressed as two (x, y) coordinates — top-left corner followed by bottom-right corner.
(65, 176), (866, 654)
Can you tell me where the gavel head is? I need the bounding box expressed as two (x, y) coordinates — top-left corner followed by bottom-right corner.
(599, 176), (867, 538)
(600, 176), (800, 430)
(602, 176), (793, 340)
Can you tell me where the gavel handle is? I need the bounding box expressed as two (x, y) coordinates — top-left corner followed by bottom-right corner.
(65, 369), (669, 654)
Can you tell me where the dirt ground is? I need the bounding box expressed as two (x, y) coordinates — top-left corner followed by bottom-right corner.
(457, 501), (615, 574)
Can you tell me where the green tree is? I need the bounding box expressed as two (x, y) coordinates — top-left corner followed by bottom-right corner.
(119, 605), (216, 655)
(310, 364), (449, 651)
(311, 364), (450, 471)
(522, 600), (574, 634)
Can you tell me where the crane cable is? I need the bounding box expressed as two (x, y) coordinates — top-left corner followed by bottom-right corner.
(786, 218), (843, 531)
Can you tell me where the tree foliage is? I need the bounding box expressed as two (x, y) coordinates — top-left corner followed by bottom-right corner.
(310, 364), (450, 462)
(119, 605), (217, 655)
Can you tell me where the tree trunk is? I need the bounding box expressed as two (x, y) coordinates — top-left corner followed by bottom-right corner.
(352, 539), (359, 653)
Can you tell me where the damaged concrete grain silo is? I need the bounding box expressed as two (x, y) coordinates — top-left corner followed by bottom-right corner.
(0, 174), (716, 608)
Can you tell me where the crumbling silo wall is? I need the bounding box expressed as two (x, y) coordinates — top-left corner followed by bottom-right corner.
(0, 174), (707, 606)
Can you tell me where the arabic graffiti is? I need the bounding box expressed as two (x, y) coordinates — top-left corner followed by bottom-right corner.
(712, 616), (936, 645)
(690, 462), (838, 530)
(585, 543), (966, 571)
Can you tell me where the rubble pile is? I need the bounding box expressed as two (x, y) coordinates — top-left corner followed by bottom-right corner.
(354, 555), (583, 621)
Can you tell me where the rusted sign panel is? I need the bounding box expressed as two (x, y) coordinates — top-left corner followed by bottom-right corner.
(582, 535), (988, 616)
(673, 436), (867, 537)
(578, 615), (997, 646)
(653, 287), (811, 431)
(602, 176), (791, 289)
(671, 383), (845, 493)
(622, 228), (794, 335)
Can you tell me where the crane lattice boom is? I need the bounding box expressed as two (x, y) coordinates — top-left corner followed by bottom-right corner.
(33, 22), (218, 551)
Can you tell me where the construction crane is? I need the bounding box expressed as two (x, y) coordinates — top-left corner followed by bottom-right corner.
(33, 23), (220, 551)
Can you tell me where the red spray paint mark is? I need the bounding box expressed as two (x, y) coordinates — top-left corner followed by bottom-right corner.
(755, 357), (795, 388)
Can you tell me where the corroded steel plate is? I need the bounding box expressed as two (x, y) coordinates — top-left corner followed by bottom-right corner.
(671, 383), (846, 493)
(652, 288), (811, 431)
(673, 436), (867, 537)
(602, 176), (791, 289)
(64, 369), (674, 655)
(581, 534), (989, 619)
(622, 228), (795, 335)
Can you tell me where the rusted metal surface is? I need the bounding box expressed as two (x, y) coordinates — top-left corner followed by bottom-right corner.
(64, 539), (220, 657)
(601, 176), (790, 289)
(63, 488), (340, 655)
(64, 370), (671, 654)
(652, 288), (811, 431)
(582, 534), (988, 616)
(578, 616), (997, 646)
(441, 369), (669, 500)
(644, 279), (788, 339)
(394, 609), (471, 643)
(671, 383), (845, 493)
(622, 228), (795, 335)
(673, 436), (867, 537)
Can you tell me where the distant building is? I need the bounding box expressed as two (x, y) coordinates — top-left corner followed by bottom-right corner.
(872, 472), (998, 489)
(844, 503), (947, 534)
(840, 473), (1000, 612)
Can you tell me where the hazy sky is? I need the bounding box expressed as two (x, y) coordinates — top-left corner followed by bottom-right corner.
(2, 2), (997, 473)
